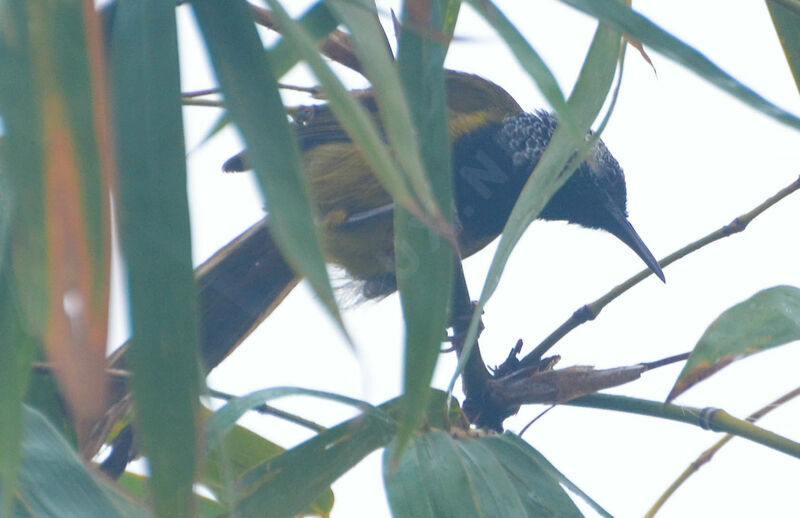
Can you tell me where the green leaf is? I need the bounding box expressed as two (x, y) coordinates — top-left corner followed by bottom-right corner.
(767, 0), (800, 95)
(202, 422), (334, 516)
(192, 0), (346, 341)
(270, 1), (344, 78)
(668, 285), (800, 401)
(0, 7), (40, 515)
(392, 0), (454, 461)
(385, 431), (588, 517)
(262, 0), (425, 221)
(234, 408), (395, 517)
(117, 472), (223, 518)
(559, 0), (800, 131)
(453, 18), (622, 394)
(206, 390), (459, 517)
(0, 2), (47, 334)
(487, 434), (611, 517)
(324, 0), (445, 223)
(0, 272), (37, 518)
(205, 386), (388, 452)
(109, 2), (201, 516)
(188, 2), (343, 153)
(2, 0), (113, 476)
(6, 406), (148, 518)
(193, 0), (344, 330)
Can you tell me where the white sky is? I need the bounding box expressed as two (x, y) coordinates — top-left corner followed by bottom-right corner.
(127, 1), (800, 516)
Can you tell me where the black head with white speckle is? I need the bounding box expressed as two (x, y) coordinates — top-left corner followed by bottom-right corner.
(495, 111), (628, 232)
(452, 110), (664, 281)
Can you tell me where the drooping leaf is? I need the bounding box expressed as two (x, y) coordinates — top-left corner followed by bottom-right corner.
(262, 0), (428, 224)
(109, 1), (201, 516)
(559, 0), (800, 131)
(205, 386), (386, 452)
(0, 271), (37, 518)
(325, 0), (448, 229)
(192, 0), (347, 341)
(454, 17), (623, 394)
(392, 0), (454, 462)
(1, 0), (112, 446)
(668, 286), (800, 401)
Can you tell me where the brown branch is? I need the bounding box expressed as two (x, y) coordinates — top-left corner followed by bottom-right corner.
(491, 351), (689, 409)
(248, 4), (367, 75)
(521, 174), (800, 367)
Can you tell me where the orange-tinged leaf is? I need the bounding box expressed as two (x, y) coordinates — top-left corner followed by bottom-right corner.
(668, 286), (800, 402)
(42, 93), (108, 445)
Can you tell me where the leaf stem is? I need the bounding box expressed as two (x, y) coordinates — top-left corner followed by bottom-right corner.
(566, 393), (800, 459)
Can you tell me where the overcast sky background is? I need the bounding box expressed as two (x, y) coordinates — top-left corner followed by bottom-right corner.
(111, 1), (800, 516)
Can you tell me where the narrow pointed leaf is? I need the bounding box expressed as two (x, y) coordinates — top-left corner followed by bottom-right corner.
(234, 409), (395, 517)
(205, 386), (387, 451)
(270, 2), (345, 78)
(392, 0), (454, 461)
(202, 422), (334, 517)
(1, 0), (113, 443)
(262, 0), (425, 222)
(0, 4), (43, 514)
(454, 20), (622, 393)
(559, 0), (800, 131)
(0, 273), (37, 518)
(668, 285), (800, 401)
(192, 0), (346, 339)
(325, 0), (446, 224)
(109, 2), (201, 516)
(191, 2), (343, 151)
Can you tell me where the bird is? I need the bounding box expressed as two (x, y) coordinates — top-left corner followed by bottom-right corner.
(100, 71), (664, 477)
(195, 70), (665, 372)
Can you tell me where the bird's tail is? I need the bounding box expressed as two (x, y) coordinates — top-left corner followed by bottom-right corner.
(195, 217), (300, 370)
(108, 217), (299, 372)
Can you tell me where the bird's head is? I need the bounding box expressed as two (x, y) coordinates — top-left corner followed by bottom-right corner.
(453, 111), (665, 281)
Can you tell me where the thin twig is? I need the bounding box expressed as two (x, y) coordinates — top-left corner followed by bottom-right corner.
(640, 352), (690, 371)
(521, 175), (800, 367)
(182, 98), (224, 108)
(182, 87), (220, 98)
(519, 405), (554, 436)
(645, 385), (800, 517)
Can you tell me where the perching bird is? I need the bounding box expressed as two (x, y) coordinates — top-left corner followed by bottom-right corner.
(196, 70), (664, 371)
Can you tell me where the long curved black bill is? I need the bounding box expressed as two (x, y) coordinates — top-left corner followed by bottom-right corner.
(609, 214), (665, 282)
